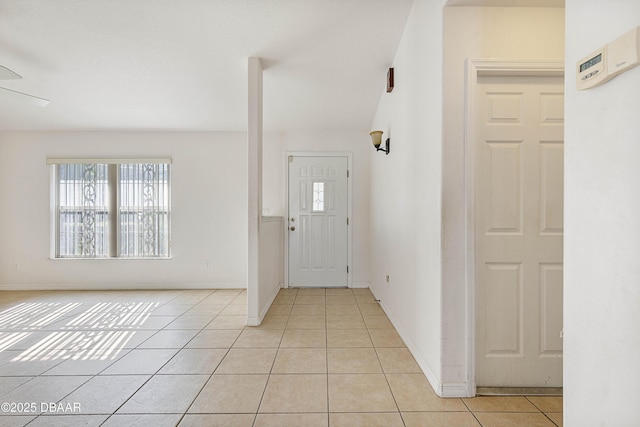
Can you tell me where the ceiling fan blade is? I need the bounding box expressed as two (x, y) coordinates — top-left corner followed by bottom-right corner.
(0, 65), (22, 80)
(0, 86), (49, 107)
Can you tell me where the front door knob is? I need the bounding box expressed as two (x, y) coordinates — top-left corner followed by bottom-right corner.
(290, 226), (296, 231)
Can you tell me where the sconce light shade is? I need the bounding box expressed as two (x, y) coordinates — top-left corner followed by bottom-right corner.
(369, 130), (390, 155)
(369, 131), (383, 148)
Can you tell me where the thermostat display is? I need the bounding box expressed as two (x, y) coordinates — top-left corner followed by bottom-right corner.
(576, 27), (640, 90)
(579, 53), (602, 72)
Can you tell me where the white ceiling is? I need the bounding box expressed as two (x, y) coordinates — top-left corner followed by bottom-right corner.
(0, 0), (414, 131)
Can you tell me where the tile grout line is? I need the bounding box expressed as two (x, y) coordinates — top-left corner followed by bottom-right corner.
(1, 288), (563, 426)
(100, 289), (224, 426)
(30, 289), (233, 426)
(14, 290), (159, 424)
(460, 397), (485, 426)
(247, 287), (297, 426)
(172, 290), (245, 425)
(359, 296), (409, 427)
(324, 290), (330, 422)
(524, 395), (562, 427)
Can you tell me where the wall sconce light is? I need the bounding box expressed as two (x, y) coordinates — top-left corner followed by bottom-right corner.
(369, 130), (390, 155)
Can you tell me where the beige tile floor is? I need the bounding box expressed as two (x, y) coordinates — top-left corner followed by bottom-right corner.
(0, 288), (563, 426)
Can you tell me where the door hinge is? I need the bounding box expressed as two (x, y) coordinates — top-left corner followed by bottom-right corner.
(347, 170), (350, 178)
(346, 217), (349, 225)
(347, 266), (349, 273)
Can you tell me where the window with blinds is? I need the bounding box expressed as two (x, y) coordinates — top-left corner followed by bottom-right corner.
(51, 160), (171, 259)
(57, 164), (110, 257)
(118, 163), (170, 258)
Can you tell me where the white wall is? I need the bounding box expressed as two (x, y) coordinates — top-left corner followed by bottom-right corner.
(442, 6), (564, 395)
(257, 216), (283, 321)
(0, 130), (370, 291)
(262, 131), (371, 287)
(370, 0), (446, 394)
(565, 2), (640, 425)
(0, 131), (248, 289)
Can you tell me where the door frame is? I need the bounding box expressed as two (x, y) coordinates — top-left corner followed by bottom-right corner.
(284, 151), (353, 289)
(464, 60), (564, 396)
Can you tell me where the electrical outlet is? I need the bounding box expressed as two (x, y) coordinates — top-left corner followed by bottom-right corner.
(204, 261), (211, 268)
(385, 275), (390, 283)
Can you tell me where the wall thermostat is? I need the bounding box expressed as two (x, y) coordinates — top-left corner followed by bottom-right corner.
(576, 26), (640, 90)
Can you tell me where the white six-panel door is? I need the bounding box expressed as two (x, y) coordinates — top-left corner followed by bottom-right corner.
(475, 75), (564, 387)
(288, 156), (348, 287)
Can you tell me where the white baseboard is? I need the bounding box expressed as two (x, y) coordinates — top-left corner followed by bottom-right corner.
(442, 382), (475, 398)
(247, 282), (282, 326)
(368, 286), (472, 398)
(351, 281), (370, 289)
(0, 282), (247, 291)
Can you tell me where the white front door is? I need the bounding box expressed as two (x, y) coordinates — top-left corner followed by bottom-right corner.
(475, 75), (564, 387)
(287, 156), (348, 287)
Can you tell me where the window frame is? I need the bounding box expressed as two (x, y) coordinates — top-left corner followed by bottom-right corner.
(48, 158), (172, 260)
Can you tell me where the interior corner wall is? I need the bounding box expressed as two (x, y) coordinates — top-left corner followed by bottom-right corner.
(442, 7), (564, 395)
(564, 1), (640, 425)
(0, 131), (248, 289)
(262, 130), (371, 287)
(369, 0), (446, 395)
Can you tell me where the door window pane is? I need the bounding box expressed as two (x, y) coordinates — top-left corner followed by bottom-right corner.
(312, 182), (325, 212)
